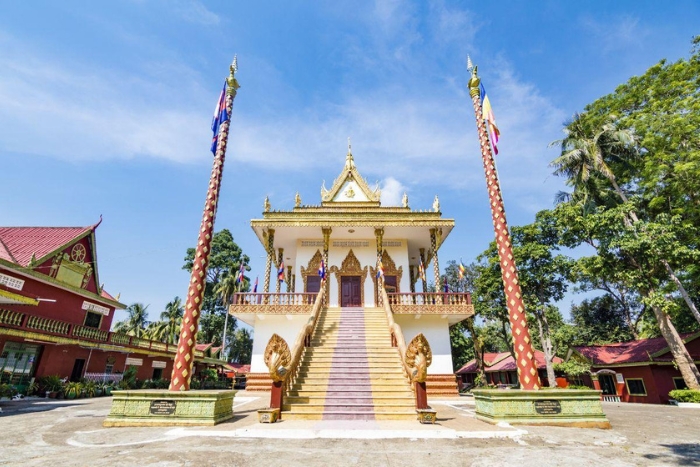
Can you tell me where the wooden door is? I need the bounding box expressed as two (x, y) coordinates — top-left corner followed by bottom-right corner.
(341, 276), (362, 307)
(306, 276), (321, 304)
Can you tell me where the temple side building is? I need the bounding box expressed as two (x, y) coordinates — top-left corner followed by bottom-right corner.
(232, 148), (474, 399)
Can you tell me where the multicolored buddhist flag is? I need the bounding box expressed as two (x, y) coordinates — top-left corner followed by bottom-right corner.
(253, 276), (259, 293)
(318, 259), (326, 280)
(479, 83), (500, 155)
(211, 82), (229, 154)
(277, 261), (285, 282)
(458, 261), (466, 281)
(418, 258), (426, 282)
(376, 258), (384, 279)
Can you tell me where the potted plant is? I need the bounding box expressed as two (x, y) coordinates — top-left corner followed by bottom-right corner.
(39, 375), (63, 398)
(82, 380), (97, 398)
(63, 381), (82, 399)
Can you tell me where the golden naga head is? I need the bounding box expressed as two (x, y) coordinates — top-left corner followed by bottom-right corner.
(263, 333), (292, 382)
(405, 333), (433, 383)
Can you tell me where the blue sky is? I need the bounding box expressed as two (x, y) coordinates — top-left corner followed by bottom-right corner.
(1, 1), (698, 326)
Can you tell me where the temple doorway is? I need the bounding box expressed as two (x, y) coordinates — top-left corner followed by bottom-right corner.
(341, 276), (362, 307)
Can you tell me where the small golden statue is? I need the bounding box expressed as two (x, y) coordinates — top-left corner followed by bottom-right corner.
(264, 196), (271, 213)
(433, 195), (440, 212)
(402, 192), (409, 208)
(406, 333), (432, 383)
(295, 192), (301, 208)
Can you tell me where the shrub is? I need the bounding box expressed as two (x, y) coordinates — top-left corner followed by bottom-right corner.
(38, 375), (63, 393)
(669, 389), (700, 403)
(0, 383), (18, 399)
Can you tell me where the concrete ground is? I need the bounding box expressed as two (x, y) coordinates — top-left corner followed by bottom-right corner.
(0, 392), (698, 466)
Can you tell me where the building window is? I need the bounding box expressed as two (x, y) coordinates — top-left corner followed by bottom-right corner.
(673, 377), (688, 390)
(105, 363), (114, 375)
(626, 378), (647, 396)
(153, 368), (163, 380)
(84, 311), (102, 329)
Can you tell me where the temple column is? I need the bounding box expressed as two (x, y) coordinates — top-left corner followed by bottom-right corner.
(409, 266), (416, 293)
(322, 227), (332, 303)
(467, 66), (541, 390)
(276, 248), (284, 294)
(419, 248), (427, 293)
(430, 228), (441, 292)
(169, 58), (239, 392)
(374, 228), (384, 305)
(291, 274), (296, 293)
(263, 229), (274, 293)
(286, 265), (292, 292)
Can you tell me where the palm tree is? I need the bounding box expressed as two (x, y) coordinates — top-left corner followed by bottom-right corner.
(215, 271), (243, 357)
(146, 297), (184, 344)
(113, 303), (149, 338)
(551, 114), (700, 389)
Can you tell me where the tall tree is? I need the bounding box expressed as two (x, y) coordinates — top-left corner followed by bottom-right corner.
(215, 265), (249, 357)
(182, 229), (250, 346)
(113, 303), (149, 338)
(228, 328), (253, 364)
(147, 297), (184, 344)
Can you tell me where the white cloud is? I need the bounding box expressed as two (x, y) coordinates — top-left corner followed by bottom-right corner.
(380, 177), (406, 206)
(579, 15), (648, 53)
(172, 0), (220, 26)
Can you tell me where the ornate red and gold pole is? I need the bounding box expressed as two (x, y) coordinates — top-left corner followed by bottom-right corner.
(169, 58), (240, 391)
(467, 63), (541, 390)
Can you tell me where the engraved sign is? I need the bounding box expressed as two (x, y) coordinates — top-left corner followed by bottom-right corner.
(149, 400), (177, 415)
(534, 400), (561, 415)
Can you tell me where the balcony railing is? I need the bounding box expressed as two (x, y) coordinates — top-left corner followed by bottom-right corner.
(230, 293), (318, 315)
(0, 310), (189, 358)
(386, 292), (475, 315)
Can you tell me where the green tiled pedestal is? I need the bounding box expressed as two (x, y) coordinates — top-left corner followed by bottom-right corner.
(104, 389), (236, 427)
(473, 389), (611, 429)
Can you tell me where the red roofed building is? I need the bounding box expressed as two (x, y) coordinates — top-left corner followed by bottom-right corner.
(567, 333), (700, 404)
(456, 350), (563, 389)
(0, 222), (222, 393)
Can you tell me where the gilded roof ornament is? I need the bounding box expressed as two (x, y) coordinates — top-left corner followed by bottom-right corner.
(467, 58), (480, 98)
(295, 192), (301, 208)
(433, 195), (440, 212)
(402, 192), (409, 208)
(226, 55), (240, 96)
(264, 196), (271, 213)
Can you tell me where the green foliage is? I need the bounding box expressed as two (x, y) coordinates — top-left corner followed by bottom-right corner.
(669, 389), (700, 403)
(183, 229), (249, 346)
(38, 375), (63, 393)
(113, 303), (150, 337)
(118, 366), (139, 389)
(0, 383), (18, 399)
(553, 360), (591, 377)
(200, 368), (218, 382)
(228, 328), (253, 364)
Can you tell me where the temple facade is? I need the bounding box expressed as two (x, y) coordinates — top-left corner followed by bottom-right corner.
(232, 148), (474, 397)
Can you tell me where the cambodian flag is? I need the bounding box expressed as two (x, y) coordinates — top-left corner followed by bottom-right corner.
(253, 276), (259, 293)
(235, 262), (245, 284)
(211, 82), (229, 154)
(277, 261), (285, 282)
(318, 259), (325, 280)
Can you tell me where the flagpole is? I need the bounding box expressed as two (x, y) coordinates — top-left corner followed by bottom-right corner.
(169, 57), (240, 392)
(466, 61), (541, 391)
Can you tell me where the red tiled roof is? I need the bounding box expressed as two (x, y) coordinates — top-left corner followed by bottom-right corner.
(0, 224), (98, 267)
(101, 289), (116, 301)
(195, 343), (213, 351)
(456, 350), (562, 374)
(574, 333), (700, 365)
(224, 363), (250, 374)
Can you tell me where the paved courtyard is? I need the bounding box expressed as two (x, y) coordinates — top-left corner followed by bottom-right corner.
(1, 392), (698, 466)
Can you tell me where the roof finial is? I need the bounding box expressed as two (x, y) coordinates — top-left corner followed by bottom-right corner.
(466, 55), (474, 73)
(227, 55), (240, 95)
(345, 137), (355, 168)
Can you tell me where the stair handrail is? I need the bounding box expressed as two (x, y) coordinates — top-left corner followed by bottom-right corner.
(380, 286), (412, 381)
(283, 286), (325, 392)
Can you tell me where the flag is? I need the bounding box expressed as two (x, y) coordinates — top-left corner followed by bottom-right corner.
(235, 262), (245, 284)
(443, 276), (449, 293)
(418, 258), (426, 282)
(376, 258), (384, 279)
(479, 82), (501, 155)
(211, 82), (230, 154)
(277, 260), (285, 282)
(318, 259), (326, 280)
(458, 261), (466, 281)
(253, 276), (259, 293)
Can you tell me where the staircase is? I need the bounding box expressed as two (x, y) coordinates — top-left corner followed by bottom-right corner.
(282, 306), (416, 420)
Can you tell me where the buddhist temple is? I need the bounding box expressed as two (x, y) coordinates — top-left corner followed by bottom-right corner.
(230, 145), (475, 420)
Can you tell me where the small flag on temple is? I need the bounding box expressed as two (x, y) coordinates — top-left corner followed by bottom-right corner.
(253, 276), (259, 293)
(458, 261), (466, 280)
(318, 259), (326, 280)
(277, 261), (285, 282)
(235, 262), (245, 284)
(479, 82), (501, 155)
(376, 258), (384, 279)
(443, 276), (449, 293)
(418, 258), (426, 282)
(211, 82), (230, 154)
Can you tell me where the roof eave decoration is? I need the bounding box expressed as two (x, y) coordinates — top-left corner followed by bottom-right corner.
(320, 150), (381, 206)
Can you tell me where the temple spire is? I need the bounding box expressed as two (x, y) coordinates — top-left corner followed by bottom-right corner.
(345, 137), (355, 168)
